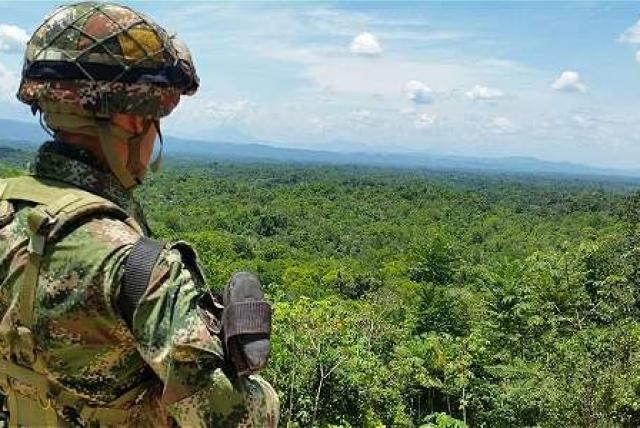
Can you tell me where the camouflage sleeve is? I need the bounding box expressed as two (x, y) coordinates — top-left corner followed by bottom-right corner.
(113, 242), (279, 427)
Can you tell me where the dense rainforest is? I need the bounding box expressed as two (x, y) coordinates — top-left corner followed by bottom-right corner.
(4, 146), (640, 427)
(142, 160), (640, 428)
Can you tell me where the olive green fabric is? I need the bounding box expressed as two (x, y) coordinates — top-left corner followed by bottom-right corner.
(0, 175), (147, 427)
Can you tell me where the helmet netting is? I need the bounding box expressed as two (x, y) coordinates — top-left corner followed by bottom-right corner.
(27, 2), (178, 85)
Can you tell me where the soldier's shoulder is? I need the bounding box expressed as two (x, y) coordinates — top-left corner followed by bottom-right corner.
(55, 215), (141, 260)
(162, 241), (206, 281)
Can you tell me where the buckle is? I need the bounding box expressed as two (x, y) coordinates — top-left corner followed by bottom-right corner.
(93, 89), (112, 119)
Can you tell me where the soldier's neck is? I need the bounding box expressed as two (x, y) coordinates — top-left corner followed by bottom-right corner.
(57, 131), (124, 172)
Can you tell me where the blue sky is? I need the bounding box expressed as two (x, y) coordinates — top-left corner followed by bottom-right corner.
(1, 1), (640, 168)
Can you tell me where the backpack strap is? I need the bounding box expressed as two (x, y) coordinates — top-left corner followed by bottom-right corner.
(0, 357), (148, 426)
(0, 176), (142, 235)
(118, 237), (164, 328)
(0, 176), (147, 426)
(0, 176), (143, 331)
(118, 240), (211, 330)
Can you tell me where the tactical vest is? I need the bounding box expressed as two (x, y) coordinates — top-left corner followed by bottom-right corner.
(0, 175), (147, 427)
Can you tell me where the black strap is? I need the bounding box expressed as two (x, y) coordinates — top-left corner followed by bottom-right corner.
(118, 237), (163, 328)
(222, 301), (272, 340)
(24, 61), (194, 89)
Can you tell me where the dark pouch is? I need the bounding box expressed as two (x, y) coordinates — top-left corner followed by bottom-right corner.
(222, 272), (272, 376)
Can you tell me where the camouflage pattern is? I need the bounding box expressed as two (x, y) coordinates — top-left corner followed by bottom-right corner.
(0, 143), (279, 426)
(26, 2), (173, 66)
(32, 140), (139, 217)
(20, 79), (183, 119)
(18, 1), (199, 118)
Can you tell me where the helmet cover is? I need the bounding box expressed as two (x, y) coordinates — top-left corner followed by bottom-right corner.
(17, 1), (199, 119)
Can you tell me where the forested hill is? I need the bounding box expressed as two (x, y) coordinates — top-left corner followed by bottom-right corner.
(0, 117), (638, 177)
(2, 136), (640, 426)
(141, 162), (640, 427)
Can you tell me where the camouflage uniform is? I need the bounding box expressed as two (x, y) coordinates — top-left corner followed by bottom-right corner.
(0, 141), (279, 426)
(1, 3), (279, 425)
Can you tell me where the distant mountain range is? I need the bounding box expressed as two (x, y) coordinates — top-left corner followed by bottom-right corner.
(0, 118), (50, 145)
(0, 117), (638, 178)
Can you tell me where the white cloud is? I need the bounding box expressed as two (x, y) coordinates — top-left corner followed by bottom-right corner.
(308, 116), (330, 135)
(486, 116), (518, 135)
(0, 62), (18, 101)
(307, 60), (464, 97)
(477, 58), (532, 72)
(619, 20), (640, 44)
(551, 71), (588, 93)
(167, 98), (257, 133)
(349, 32), (382, 56)
(349, 109), (377, 129)
(617, 22), (640, 62)
(413, 113), (437, 129)
(399, 107), (416, 115)
(202, 100), (256, 124)
(0, 24), (28, 53)
(572, 114), (595, 130)
(465, 84), (504, 101)
(404, 80), (433, 104)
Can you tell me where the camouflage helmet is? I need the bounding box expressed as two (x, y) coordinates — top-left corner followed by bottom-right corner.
(17, 1), (199, 119)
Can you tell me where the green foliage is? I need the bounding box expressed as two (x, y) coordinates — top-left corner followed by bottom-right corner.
(416, 285), (470, 337)
(133, 161), (640, 427)
(6, 150), (640, 427)
(408, 232), (457, 285)
(421, 412), (467, 428)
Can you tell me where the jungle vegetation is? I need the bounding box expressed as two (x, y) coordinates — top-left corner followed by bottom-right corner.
(5, 147), (640, 427)
(140, 161), (640, 428)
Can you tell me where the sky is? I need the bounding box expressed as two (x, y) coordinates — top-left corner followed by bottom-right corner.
(0, 1), (640, 168)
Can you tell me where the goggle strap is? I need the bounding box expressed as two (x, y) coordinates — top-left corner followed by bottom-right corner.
(150, 120), (163, 173)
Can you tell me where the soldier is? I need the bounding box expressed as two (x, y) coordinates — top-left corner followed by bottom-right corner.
(0, 2), (279, 427)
